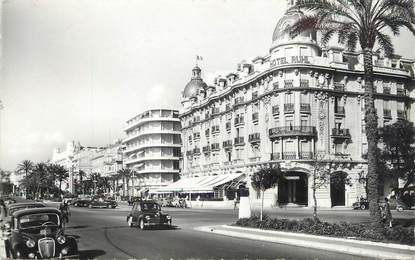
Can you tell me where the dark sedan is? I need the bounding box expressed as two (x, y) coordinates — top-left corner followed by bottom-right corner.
(126, 201), (172, 230)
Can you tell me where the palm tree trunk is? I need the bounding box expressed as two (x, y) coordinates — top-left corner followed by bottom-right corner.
(313, 171), (318, 220)
(363, 47), (382, 225)
(261, 189), (264, 221)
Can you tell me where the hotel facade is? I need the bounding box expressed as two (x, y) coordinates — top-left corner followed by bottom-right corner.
(123, 109), (181, 194)
(176, 4), (415, 207)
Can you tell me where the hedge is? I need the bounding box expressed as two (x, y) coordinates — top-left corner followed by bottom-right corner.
(235, 215), (414, 245)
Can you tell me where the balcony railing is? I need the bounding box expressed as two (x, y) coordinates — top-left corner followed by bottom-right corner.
(383, 87), (391, 94)
(270, 152), (280, 160)
(300, 79), (309, 88)
(283, 152), (296, 160)
(252, 91), (258, 100)
(331, 128), (351, 138)
(299, 152), (313, 159)
(284, 80), (294, 88)
(202, 146), (210, 153)
(211, 125), (220, 134)
(284, 103), (295, 113)
(193, 147), (201, 155)
(300, 103), (311, 113)
(397, 110), (406, 119)
(334, 83), (345, 91)
(234, 137), (245, 146)
(397, 88), (405, 96)
(234, 117), (245, 126)
(223, 140), (233, 149)
(383, 109), (392, 118)
(211, 143), (220, 151)
(248, 133), (261, 143)
(252, 112), (259, 122)
(234, 97), (245, 105)
(269, 126), (316, 138)
(272, 105), (280, 115)
(335, 106), (345, 115)
(212, 107), (220, 115)
(226, 122), (231, 131)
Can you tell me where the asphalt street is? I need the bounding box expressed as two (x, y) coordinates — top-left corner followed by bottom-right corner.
(56, 205), (374, 260)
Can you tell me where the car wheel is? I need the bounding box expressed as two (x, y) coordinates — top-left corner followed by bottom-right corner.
(128, 217), (134, 227)
(88, 204), (92, 209)
(397, 206), (404, 212)
(360, 204), (366, 210)
(139, 219), (146, 230)
(75, 203), (78, 207)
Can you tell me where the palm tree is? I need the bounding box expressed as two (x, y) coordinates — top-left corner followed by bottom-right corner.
(32, 162), (49, 199)
(16, 160), (34, 197)
(78, 170), (86, 195)
(117, 168), (132, 197)
(287, 0), (415, 224)
(49, 164), (69, 196)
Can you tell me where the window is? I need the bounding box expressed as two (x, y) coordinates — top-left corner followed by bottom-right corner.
(335, 143), (343, 154)
(285, 116), (294, 129)
(227, 151), (232, 162)
(285, 92), (294, 103)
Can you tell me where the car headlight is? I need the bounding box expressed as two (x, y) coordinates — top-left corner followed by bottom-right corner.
(61, 247), (69, 255)
(145, 216), (151, 220)
(166, 215), (171, 219)
(26, 239), (35, 248)
(57, 235), (66, 244)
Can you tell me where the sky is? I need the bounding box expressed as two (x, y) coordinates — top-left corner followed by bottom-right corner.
(1, 0), (414, 171)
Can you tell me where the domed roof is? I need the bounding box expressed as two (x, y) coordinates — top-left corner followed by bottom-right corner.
(272, 10), (305, 42)
(183, 65), (208, 98)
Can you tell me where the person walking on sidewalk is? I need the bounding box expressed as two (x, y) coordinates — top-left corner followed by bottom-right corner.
(383, 197), (393, 228)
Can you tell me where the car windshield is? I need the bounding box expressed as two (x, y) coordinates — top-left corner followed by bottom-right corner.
(18, 213), (60, 230)
(142, 203), (160, 211)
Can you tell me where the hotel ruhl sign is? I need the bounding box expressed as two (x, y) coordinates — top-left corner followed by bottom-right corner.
(270, 56), (310, 67)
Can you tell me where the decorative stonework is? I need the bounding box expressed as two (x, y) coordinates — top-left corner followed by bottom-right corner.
(262, 95), (271, 107)
(315, 91), (328, 140)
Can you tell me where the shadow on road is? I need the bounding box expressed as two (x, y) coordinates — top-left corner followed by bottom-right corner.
(66, 225), (90, 230)
(78, 249), (106, 260)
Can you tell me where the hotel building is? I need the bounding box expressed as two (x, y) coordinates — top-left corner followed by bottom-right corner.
(123, 109), (181, 194)
(174, 3), (415, 207)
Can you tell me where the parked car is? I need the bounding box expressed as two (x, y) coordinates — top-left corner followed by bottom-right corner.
(4, 207), (78, 259)
(126, 201), (172, 230)
(86, 198), (110, 208)
(352, 198), (369, 210)
(6, 202), (46, 216)
(104, 199), (118, 209)
(72, 198), (91, 207)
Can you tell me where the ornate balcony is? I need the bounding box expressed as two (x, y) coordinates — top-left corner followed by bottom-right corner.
(248, 133), (260, 143)
(252, 112), (259, 123)
(269, 126), (316, 139)
(299, 152), (313, 159)
(383, 109), (392, 118)
(211, 143), (220, 151)
(300, 103), (311, 113)
(234, 137), (245, 146)
(234, 117), (245, 127)
(283, 152), (296, 160)
(334, 106), (345, 116)
(211, 125), (220, 134)
(284, 80), (293, 88)
(223, 140), (233, 149)
(272, 105), (280, 115)
(300, 79), (309, 88)
(331, 128), (351, 139)
(202, 145), (210, 154)
(284, 103), (295, 113)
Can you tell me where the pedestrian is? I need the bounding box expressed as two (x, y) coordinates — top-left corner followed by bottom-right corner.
(384, 197), (393, 228)
(233, 197), (238, 211)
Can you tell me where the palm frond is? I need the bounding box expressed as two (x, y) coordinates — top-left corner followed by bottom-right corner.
(376, 31), (394, 56)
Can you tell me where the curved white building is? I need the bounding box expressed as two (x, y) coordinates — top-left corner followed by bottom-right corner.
(123, 109), (181, 193)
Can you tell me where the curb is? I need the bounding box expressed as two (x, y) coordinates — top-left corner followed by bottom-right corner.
(195, 225), (414, 260)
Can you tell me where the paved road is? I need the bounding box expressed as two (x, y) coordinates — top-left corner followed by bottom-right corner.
(58, 205), (371, 259)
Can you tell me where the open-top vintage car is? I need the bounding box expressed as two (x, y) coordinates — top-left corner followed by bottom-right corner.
(4, 207), (78, 259)
(126, 201), (172, 230)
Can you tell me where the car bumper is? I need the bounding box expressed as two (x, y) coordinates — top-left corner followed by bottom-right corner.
(144, 220), (172, 226)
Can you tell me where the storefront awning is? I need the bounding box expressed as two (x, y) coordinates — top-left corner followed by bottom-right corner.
(156, 173), (245, 193)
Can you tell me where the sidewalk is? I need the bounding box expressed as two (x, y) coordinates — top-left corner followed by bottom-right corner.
(195, 225), (415, 260)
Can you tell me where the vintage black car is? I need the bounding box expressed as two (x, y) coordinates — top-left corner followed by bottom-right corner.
(104, 199), (118, 209)
(126, 201), (172, 230)
(4, 207), (78, 259)
(72, 198), (91, 207)
(352, 198), (369, 210)
(7, 202), (46, 216)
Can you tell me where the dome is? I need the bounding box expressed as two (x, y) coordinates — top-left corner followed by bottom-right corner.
(183, 65), (208, 98)
(272, 9), (305, 42)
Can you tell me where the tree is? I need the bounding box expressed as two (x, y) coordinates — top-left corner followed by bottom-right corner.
(16, 160), (34, 196)
(251, 163), (283, 221)
(117, 168), (133, 197)
(48, 164), (69, 196)
(78, 170), (86, 195)
(287, 0), (415, 224)
(379, 119), (415, 193)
